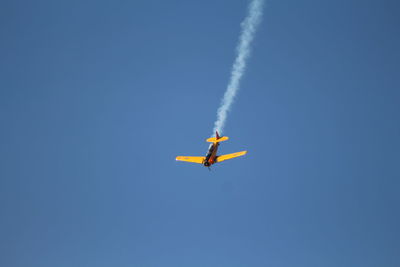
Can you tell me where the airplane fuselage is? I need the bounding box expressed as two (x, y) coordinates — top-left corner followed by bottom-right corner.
(204, 142), (219, 167)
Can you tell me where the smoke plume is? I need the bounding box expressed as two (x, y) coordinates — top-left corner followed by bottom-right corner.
(212, 0), (264, 135)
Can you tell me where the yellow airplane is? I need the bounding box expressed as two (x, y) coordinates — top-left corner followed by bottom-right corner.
(176, 131), (247, 168)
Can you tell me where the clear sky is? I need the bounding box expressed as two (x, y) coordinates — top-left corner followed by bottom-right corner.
(1, 0), (399, 266)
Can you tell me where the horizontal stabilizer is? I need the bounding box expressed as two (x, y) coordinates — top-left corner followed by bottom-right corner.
(206, 136), (229, 143)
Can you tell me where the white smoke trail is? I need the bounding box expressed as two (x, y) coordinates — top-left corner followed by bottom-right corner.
(212, 0), (264, 135)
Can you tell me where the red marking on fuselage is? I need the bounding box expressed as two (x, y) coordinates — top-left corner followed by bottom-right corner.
(204, 142), (219, 166)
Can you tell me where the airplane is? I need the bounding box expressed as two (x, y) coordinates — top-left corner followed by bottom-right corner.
(176, 131), (247, 169)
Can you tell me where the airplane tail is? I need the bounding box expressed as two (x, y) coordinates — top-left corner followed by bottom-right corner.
(206, 131), (229, 143)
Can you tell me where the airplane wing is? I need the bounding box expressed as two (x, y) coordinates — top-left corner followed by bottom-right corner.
(216, 151), (247, 163)
(176, 156), (205, 164)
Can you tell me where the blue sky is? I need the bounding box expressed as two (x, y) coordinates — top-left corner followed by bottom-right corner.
(1, 0), (399, 266)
